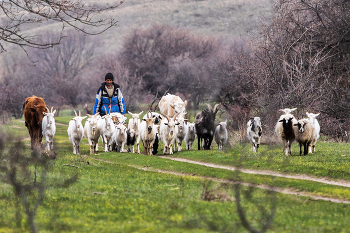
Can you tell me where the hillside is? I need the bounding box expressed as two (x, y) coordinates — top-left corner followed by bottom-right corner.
(18, 0), (273, 55)
(97, 0), (273, 53)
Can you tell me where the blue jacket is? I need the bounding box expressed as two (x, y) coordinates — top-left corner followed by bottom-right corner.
(93, 82), (126, 115)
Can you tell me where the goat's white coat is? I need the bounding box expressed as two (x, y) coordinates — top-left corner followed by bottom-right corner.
(42, 109), (56, 151)
(160, 114), (179, 155)
(174, 113), (187, 151)
(139, 112), (157, 155)
(84, 114), (102, 155)
(184, 122), (196, 150)
(100, 113), (116, 152)
(159, 94), (187, 118)
(306, 112), (320, 153)
(128, 111), (143, 154)
(113, 124), (127, 152)
(247, 117), (262, 152)
(215, 120), (228, 151)
(67, 115), (86, 155)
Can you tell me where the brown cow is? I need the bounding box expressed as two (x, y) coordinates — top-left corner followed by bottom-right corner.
(23, 95), (48, 149)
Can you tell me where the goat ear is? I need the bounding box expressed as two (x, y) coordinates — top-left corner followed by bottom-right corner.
(82, 116), (87, 120)
(138, 111), (143, 115)
(52, 110), (56, 115)
(164, 123), (168, 125)
(142, 119), (146, 121)
(184, 100), (187, 106)
(278, 119), (283, 122)
(170, 103), (175, 108)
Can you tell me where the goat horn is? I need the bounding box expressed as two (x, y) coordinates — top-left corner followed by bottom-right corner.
(205, 103), (212, 112)
(213, 104), (220, 113)
(74, 110), (78, 117)
(50, 106), (53, 113)
(104, 106), (107, 114)
(79, 110), (81, 117)
(160, 113), (170, 123)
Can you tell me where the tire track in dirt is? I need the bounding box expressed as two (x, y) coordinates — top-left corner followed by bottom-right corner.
(82, 155), (350, 204)
(159, 156), (350, 188)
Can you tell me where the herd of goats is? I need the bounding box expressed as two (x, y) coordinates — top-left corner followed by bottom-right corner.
(23, 94), (320, 157)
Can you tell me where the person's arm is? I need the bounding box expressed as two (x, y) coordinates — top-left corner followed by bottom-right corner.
(94, 88), (102, 115)
(117, 88), (126, 114)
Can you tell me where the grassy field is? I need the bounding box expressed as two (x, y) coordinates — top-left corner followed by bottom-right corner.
(1, 116), (350, 232)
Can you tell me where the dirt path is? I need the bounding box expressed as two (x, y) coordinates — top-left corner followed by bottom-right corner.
(82, 155), (350, 204)
(159, 156), (350, 188)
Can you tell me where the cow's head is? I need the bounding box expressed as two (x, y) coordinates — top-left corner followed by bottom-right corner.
(32, 104), (49, 125)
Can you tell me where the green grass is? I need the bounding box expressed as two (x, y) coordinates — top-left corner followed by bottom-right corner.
(2, 117), (350, 232)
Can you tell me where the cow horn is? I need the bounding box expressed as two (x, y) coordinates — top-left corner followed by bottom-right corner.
(74, 110), (78, 117)
(205, 103), (212, 112)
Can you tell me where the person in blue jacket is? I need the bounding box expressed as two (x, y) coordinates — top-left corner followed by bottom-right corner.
(94, 73), (126, 116)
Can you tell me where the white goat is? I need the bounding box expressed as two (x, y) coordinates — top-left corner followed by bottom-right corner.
(215, 119), (228, 151)
(140, 111), (157, 155)
(159, 94), (187, 118)
(247, 117), (262, 152)
(275, 114), (297, 156)
(113, 124), (127, 152)
(160, 113), (180, 155)
(174, 113), (188, 152)
(67, 110), (86, 156)
(184, 122), (196, 150)
(128, 111), (143, 154)
(84, 113), (102, 155)
(280, 108), (297, 115)
(306, 112), (320, 153)
(142, 112), (163, 126)
(111, 112), (127, 125)
(42, 107), (56, 151)
(293, 119), (315, 156)
(101, 107), (116, 152)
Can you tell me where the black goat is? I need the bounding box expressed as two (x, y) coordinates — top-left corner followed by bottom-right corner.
(126, 128), (136, 153)
(152, 133), (159, 155)
(195, 103), (219, 150)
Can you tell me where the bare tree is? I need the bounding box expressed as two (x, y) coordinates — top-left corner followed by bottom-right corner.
(26, 29), (96, 107)
(0, 0), (124, 53)
(119, 24), (219, 100)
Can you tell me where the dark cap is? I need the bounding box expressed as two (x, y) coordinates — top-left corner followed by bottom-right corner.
(105, 73), (114, 81)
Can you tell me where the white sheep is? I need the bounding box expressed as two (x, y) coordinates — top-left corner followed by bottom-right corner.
(184, 122), (196, 150)
(306, 112), (320, 153)
(42, 107), (56, 151)
(275, 113), (297, 156)
(67, 110), (86, 156)
(174, 112), (188, 152)
(128, 111), (143, 154)
(140, 111), (157, 155)
(247, 117), (262, 152)
(113, 124), (127, 152)
(293, 118), (315, 156)
(160, 113), (180, 155)
(215, 119), (228, 151)
(101, 108), (116, 152)
(84, 113), (102, 155)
